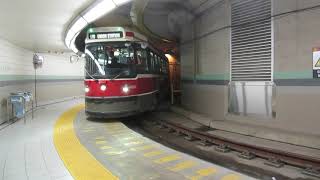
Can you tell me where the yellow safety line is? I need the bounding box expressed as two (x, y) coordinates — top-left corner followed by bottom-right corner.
(96, 140), (108, 145)
(53, 104), (118, 180)
(154, 155), (181, 164)
(168, 161), (197, 172)
(144, 150), (164, 157)
(95, 136), (105, 140)
(100, 146), (113, 150)
(188, 167), (217, 180)
(221, 174), (240, 180)
(124, 141), (144, 146)
(130, 145), (155, 151)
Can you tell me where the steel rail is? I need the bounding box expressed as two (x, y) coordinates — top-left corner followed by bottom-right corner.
(156, 120), (320, 172)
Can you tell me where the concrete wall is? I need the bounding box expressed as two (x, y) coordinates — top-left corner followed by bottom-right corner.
(179, 0), (320, 138)
(0, 38), (84, 124)
(180, 0), (230, 121)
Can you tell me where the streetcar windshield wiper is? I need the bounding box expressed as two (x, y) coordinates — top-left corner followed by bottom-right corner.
(111, 70), (128, 80)
(85, 68), (97, 80)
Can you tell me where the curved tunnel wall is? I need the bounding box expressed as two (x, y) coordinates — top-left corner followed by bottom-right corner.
(0, 38), (84, 124)
(179, 0), (320, 136)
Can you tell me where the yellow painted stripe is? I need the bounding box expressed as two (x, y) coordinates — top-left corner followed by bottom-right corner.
(144, 150), (164, 157)
(53, 104), (118, 180)
(130, 145), (155, 151)
(168, 161), (197, 172)
(107, 129), (128, 133)
(189, 167), (217, 180)
(95, 141), (107, 145)
(95, 136), (105, 140)
(221, 174), (240, 180)
(83, 129), (95, 133)
(103, 150), (126, 155)
(121, 136), (136, 140)
(109, 130), (133, 135)
(154, 155), (181, 164)
(100, 146), (113, 150)
(111, 133), (135, 139)
(124, 141), (144, 146)
(105, 124), (125, 129)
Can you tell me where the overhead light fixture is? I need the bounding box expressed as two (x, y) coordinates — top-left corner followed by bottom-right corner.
(65, 17), (88, 48)
(69, 32), (80, 53)
(64, 0), (132, 53)
(82, 0), (116, 23)
(113, 0), (131, 6)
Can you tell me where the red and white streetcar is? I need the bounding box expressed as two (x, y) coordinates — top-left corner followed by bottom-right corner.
(84, 27), (169, 118)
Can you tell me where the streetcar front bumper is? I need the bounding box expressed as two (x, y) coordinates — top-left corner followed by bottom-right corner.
(85, 96), (139, 118)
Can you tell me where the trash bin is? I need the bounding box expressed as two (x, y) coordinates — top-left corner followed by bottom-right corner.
(8, 92), (33, 122)
(10, 92), (26, 119)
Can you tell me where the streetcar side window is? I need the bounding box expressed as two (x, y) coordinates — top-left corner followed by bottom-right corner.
(161, 58), (166, 74)
(155, 55), (160, 74)
(158, 56), (162, 73)
(154, 54), (157, 73)
(136, 48), (148, 73)
(150, 51), (155, 73)
(158, 56), (162, 74)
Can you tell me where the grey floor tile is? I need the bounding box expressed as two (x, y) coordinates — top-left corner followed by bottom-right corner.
(54, 175), (74, 180)
(3, 173), (28, 180)
(0, 100), (83, 180)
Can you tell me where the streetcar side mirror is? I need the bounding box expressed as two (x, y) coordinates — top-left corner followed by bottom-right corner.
(141, 42), (148, 49)
(70, 55), (79, 63)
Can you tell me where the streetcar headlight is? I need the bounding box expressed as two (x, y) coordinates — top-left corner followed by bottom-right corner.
(85, 86), (90, 93)
(100, 84), (107, 91)
(122, 85), (129, 93)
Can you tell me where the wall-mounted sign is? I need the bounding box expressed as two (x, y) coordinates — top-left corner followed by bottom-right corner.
(313, 48), (320, 78)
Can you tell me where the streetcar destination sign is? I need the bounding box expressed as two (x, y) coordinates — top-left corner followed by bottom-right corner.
(89, 32), (122, 40)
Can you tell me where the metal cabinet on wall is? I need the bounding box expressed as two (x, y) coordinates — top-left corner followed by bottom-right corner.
(229, 0), (275, 118)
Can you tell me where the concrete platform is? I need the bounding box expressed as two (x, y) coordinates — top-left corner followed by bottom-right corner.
(71, 109), (257, 180)
(0, 99), (83, 180)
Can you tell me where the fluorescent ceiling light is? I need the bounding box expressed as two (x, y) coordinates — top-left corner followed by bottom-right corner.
(113, 0), (131, 6)
(64, 0), (133, 52)
(70, 32), (80, 53)
(82, 0), (116, 23)
(69, 17), (87, 35)
(65, 17), (87, 48)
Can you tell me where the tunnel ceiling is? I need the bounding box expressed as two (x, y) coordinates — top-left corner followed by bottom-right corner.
(0, 0), (221, 54)
(94, 3), (132, 27)
(0, 0), (95, 52)
(143, 0), (218, 40)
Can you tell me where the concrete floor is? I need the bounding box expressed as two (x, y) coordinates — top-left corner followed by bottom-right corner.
(75, 111), (257, 180)
(0, 99), (83, 180)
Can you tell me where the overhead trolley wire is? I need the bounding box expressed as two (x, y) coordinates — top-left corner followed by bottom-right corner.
(181, 2), (320, 45)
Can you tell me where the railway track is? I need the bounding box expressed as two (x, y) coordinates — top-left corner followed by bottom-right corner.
(153, 119), (320, 179)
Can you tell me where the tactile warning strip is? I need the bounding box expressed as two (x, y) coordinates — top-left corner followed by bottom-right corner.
(53, 104), (118, 180)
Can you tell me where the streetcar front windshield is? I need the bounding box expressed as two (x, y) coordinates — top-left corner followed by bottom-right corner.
(85, 42), (135, 79)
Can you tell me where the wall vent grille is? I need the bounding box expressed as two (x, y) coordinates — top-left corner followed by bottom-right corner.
(231, 0), (272, 81)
